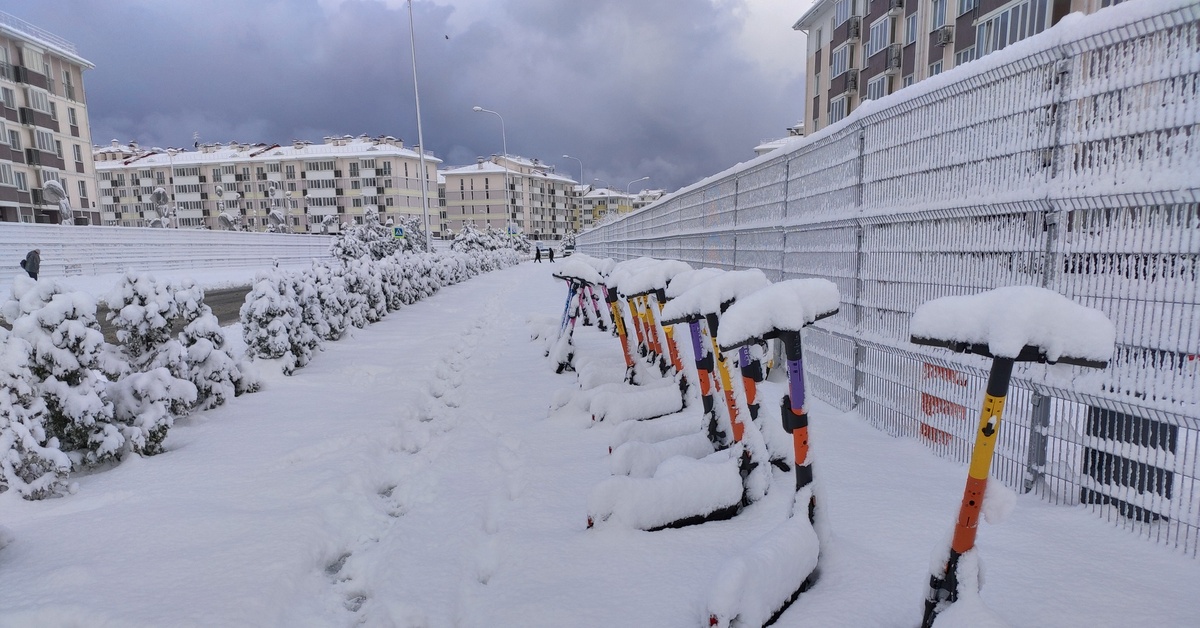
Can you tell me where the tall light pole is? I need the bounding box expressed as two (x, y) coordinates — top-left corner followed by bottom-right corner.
(166, 148), (179, 228)
(626, 176), (649, 194)
(472, 105), (510, 231)
(593, 178), (608, 189)
(562, 154), (583, 186)
(408, 0), (433, 250)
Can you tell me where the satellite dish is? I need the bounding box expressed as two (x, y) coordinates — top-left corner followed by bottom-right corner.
(151, 188), (169, 205)
(43, 179), (66, 203)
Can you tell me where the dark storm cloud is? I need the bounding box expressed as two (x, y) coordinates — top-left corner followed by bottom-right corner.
(8, 0), (804, 192)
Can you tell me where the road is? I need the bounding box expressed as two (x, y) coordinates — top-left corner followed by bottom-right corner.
(94, 286), (251, 344)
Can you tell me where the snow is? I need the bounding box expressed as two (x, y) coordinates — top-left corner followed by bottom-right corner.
(660, 268), (771, 324)
(0, 262), (1195, 626)
(616, 259), (693, 297)
(717, 279), (841, 350)
(550, 259), (602, 285)
(909, 285), (1117, 363)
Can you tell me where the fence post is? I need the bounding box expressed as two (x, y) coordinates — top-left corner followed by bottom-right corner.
(1023, 392), (1052, 493)
(1023, 50), (1073, 492)
(851, 126), (867, 409)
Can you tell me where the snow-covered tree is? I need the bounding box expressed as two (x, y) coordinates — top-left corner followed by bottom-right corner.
(0, 328), (70, 499)
(1, 278), (122, 465)
(240, 269), (317, 375)
(175, 280), (259, 409)
(311, 261), (350, 341)
(104, 274), (198, 448)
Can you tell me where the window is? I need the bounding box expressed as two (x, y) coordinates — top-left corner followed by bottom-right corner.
(305, 160), (334, 171)
(0, 163), (13, 186)
(958, 0), (978, 15)
(55, 140), (62, 158)
(831, 43), (851, 77)
(955, 46), (976, 65)
(78, 180), (87, 198)
(0, 120), (6, 145)
(834, 0), (856, 26)
(7, 130), (18, 150)
(976, 0), (1048, 57)
(174, 167), (200, 177)
(932, 0), (947, 29)
(867, 17), (892, 57)
(814, 28), (822, 50)
(0, 87), (14, 108)
(906, 13), (918, 44)
(267, 162), (281, 173)
(25, 87), (52, 114)
(156, 172), (165, 185)
(829, 95), (849, 123)
(15, 171), (27, 191)
(929, 60), (944, 76)
(866, 75), (889, 101)
(380, 161), (392, 176)
(285, 164), (295, 179)
(175, 184), (202, 194)
(903, 74), (915, 87)
(35, 129), (55, 153)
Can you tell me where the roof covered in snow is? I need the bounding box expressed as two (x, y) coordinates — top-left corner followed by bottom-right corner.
(94, 136), (442, 169)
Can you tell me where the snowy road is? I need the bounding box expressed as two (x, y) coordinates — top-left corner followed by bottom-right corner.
(0, 261), (1195, 627)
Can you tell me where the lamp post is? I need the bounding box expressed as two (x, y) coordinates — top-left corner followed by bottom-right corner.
(626, 176), (649, 194)
(472, 105), (511, 231)
(562, 154), (583, 186)
(594, 178), (608, 190)
(166, 148), (179, 228)
(408, 0), (433, 250)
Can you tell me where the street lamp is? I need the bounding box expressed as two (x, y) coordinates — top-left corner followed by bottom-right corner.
(593, 178), (608, 189)
(626, 176), (650, 194)
(408, 0), (433, 250)
(562, 154), (583, 186)
(473, 105), (511, 230)
(166, 147), (179, 228)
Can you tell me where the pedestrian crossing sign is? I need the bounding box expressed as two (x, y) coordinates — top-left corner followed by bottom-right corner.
(393, 226), (405, 239)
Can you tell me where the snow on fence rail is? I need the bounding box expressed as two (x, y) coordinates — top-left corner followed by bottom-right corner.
(577, 1), (1200, 556)
(0, 223), (334, 288)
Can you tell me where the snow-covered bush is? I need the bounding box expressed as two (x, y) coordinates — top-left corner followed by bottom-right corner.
(239, 269), (317, 375)
(311, 261), (350, 341)
(0, 328), (70, 499)
(175, 280), (259, 409)
(330, 207), (428, 262)
(1, 278), (122, 465)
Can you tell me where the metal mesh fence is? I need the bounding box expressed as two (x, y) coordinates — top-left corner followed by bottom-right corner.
(577, 3), (1200, 556)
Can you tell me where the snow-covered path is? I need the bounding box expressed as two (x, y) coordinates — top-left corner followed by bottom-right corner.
(0, 261), (1196, 627)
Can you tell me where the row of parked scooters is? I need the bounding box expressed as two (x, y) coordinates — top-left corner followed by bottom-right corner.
(540, 253), (1113, 627)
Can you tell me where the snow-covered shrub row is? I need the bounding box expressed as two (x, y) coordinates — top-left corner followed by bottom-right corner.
(240, 221), (520, 376)
(451, 223), (531, 256)
(0, 274), (260, 500)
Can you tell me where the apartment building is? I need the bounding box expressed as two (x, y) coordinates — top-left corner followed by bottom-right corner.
(93, 135), (441, 234)
(579, 187), (636, 230)
(794, 0), (1120, 132)
(0, 11), (99, 224)
(441, 155), (577, 240)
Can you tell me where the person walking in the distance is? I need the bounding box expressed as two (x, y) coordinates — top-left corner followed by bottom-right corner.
(548, 246), (555, 263)
(534, 245), (543, 263)
(19, 249), (40, 280)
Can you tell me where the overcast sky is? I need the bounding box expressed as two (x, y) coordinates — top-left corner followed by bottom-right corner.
(8, 0), (811, 193)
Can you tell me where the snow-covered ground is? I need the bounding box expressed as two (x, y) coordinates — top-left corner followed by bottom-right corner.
(0, 261), (1195, 626)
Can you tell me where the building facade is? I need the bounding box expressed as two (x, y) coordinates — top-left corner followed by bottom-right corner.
(441, 155), (577, 240)
(93, 135), (440, 234)
(0, 11), (99, 224)
(794, 0), (1120, 133)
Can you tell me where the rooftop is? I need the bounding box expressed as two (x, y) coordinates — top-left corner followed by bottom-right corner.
(0, 10), (94, 69)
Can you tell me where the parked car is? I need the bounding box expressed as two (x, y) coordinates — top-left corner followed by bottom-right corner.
(561, 243), (575, 257)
